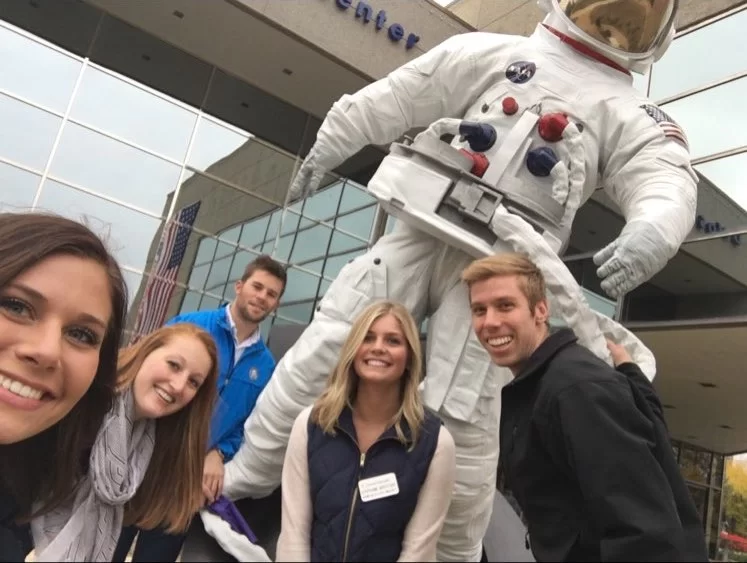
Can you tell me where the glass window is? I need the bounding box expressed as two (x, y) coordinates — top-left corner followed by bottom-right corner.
(318, 278), (332, 298)
(199, 294), (221, 312)
(205, 254), (233, 294)
(696, 153), (747, 211)
(179, 289), (202, 315)
(338, 182), (376, 213)
(229, 250), (257, 283)
(329, 231), (367, 255)
(290, 224), (333, 263)
(276, 302), (314, 325)
(70, 66), (196, 161)
(335, 206), (376, 240)
(708, 494), (721, 560)
(188, 117), (252, 173)
(0, 24), (81, 112)
(296, 258), (326, 276)
(680, 446), (712, 485)
(194, 236), (217, 267)
(302, 181), (343, 222)
(49, 122), (182, 216)
(279, 209), (303, 236)
(650, 9), (747, 101)
(283, 267), (322, 303)
(219, 224), (242, 244)
(687, 484), (708, 523)
(0, 161), (39, 211)
(712, 454), (725, 488)
(264, 211), (282, 245)
(188, 137), (294, 207)
(187, 262), (210, 291)
(259, 316), (274, 341)
(176, 172), (279, 245)
(240, 215), (271, 249)
(582, 288), (616, 318)
(272, 233), (294, 262)
(0, 93), (61, 171)
(36, 179), (161, 272)
(323, 249), (366, 280)
(213, 240), (236, 264)
(661, 76), (747, 159)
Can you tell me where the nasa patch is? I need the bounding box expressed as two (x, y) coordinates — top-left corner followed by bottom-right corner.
(640, 104), (689, 150)
(506, 61), (536, 84)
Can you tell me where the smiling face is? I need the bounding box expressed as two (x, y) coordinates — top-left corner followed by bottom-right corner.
(470, 274), (549, 375)
(353, 313), (410, 387)
(0, 254), (112, 444)
(232, 269), (284, 325)
(132, 334), (213, 420)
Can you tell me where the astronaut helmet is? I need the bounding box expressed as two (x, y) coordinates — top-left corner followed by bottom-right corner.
(537, 0), (678, 74)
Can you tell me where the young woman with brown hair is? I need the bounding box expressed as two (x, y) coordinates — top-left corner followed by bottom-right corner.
(277, 300), (457, 562)
(30, 323), (219, 561)
(0, 212), (128, 562)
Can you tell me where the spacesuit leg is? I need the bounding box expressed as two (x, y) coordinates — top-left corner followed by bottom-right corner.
(421, 242), (516, 563)
(223, 221), (439, 500)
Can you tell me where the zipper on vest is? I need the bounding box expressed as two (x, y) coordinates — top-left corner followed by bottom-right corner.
(342, 452), (366, 562)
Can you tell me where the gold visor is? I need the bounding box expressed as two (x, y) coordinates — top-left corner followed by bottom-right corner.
(558, 0), (674, 54)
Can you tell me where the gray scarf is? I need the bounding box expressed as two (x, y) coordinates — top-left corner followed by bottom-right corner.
(30, 388), (156, 562)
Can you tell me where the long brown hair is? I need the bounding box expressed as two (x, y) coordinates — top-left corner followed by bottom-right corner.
(311, 300), (425, 448)
(0, 212), (127, 518)
(117, 323), (218, 533)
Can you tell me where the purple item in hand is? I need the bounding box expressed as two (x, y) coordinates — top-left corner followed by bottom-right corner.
(206, 496), (259, 544)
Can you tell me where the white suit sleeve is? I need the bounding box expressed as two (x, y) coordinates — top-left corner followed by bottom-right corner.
(398, 426), (457, 562)
(311, 33), (514, 172)
(276, 407), (313, 562)
(601, 98), (698, 260)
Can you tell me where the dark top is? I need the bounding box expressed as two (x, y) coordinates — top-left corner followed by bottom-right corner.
(0, 486), (31, 563)
(499, 328), (708, 562)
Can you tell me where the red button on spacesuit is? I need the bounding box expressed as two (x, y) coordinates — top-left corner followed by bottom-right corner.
(459, 149), (490, 178)
(502, 97), (519, 115)
(538, 112), (569, 142)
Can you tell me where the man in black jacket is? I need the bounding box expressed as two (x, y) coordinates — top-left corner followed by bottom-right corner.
(462, 252), (707, 562)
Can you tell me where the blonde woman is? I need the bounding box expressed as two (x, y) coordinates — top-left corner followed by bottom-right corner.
(31, 323), (219, 562)
(277, 300), (456, 562)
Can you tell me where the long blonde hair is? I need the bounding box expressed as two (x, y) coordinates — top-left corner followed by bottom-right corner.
(311, 300), (425, 449)
(117, 324), (218, 533)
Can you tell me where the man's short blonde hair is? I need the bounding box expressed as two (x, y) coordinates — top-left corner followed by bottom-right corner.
(461, 252), (547, 311)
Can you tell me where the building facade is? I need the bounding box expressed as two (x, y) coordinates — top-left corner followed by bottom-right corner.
(1, 0), (746, 558)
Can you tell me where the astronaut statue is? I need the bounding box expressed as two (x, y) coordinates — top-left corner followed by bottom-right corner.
(222, 0), (697, 560)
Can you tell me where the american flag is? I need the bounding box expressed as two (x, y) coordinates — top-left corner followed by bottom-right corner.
(640, 104), (689, 150)
(131, 201), (201, 341)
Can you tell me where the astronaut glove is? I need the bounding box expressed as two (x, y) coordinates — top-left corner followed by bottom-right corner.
(287, 151), (327, 203)
(593, 220), (673, 299)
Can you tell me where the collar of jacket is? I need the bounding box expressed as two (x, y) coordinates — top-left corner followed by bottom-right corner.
(335, 404), (414, 446)
(505, 327), (578, 389)
(216, 304), (232, 331)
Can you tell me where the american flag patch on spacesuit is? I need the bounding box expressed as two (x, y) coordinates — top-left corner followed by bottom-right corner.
(640, 104), (689, 150)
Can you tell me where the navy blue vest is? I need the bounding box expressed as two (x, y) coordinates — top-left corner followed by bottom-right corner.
(307, 406), (442, 562)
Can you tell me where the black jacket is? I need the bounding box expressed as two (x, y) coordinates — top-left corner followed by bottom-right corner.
(499, 328), (708, 562)
(0, 487), (31, 563)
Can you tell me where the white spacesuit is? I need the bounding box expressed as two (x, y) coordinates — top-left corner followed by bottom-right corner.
(223, 0), (697, 560)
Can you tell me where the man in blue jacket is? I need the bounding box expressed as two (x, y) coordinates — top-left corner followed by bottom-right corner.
(112, 254), (286, 563)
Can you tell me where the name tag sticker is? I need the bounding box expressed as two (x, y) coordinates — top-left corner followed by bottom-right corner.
(358, 473), (399, 503)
